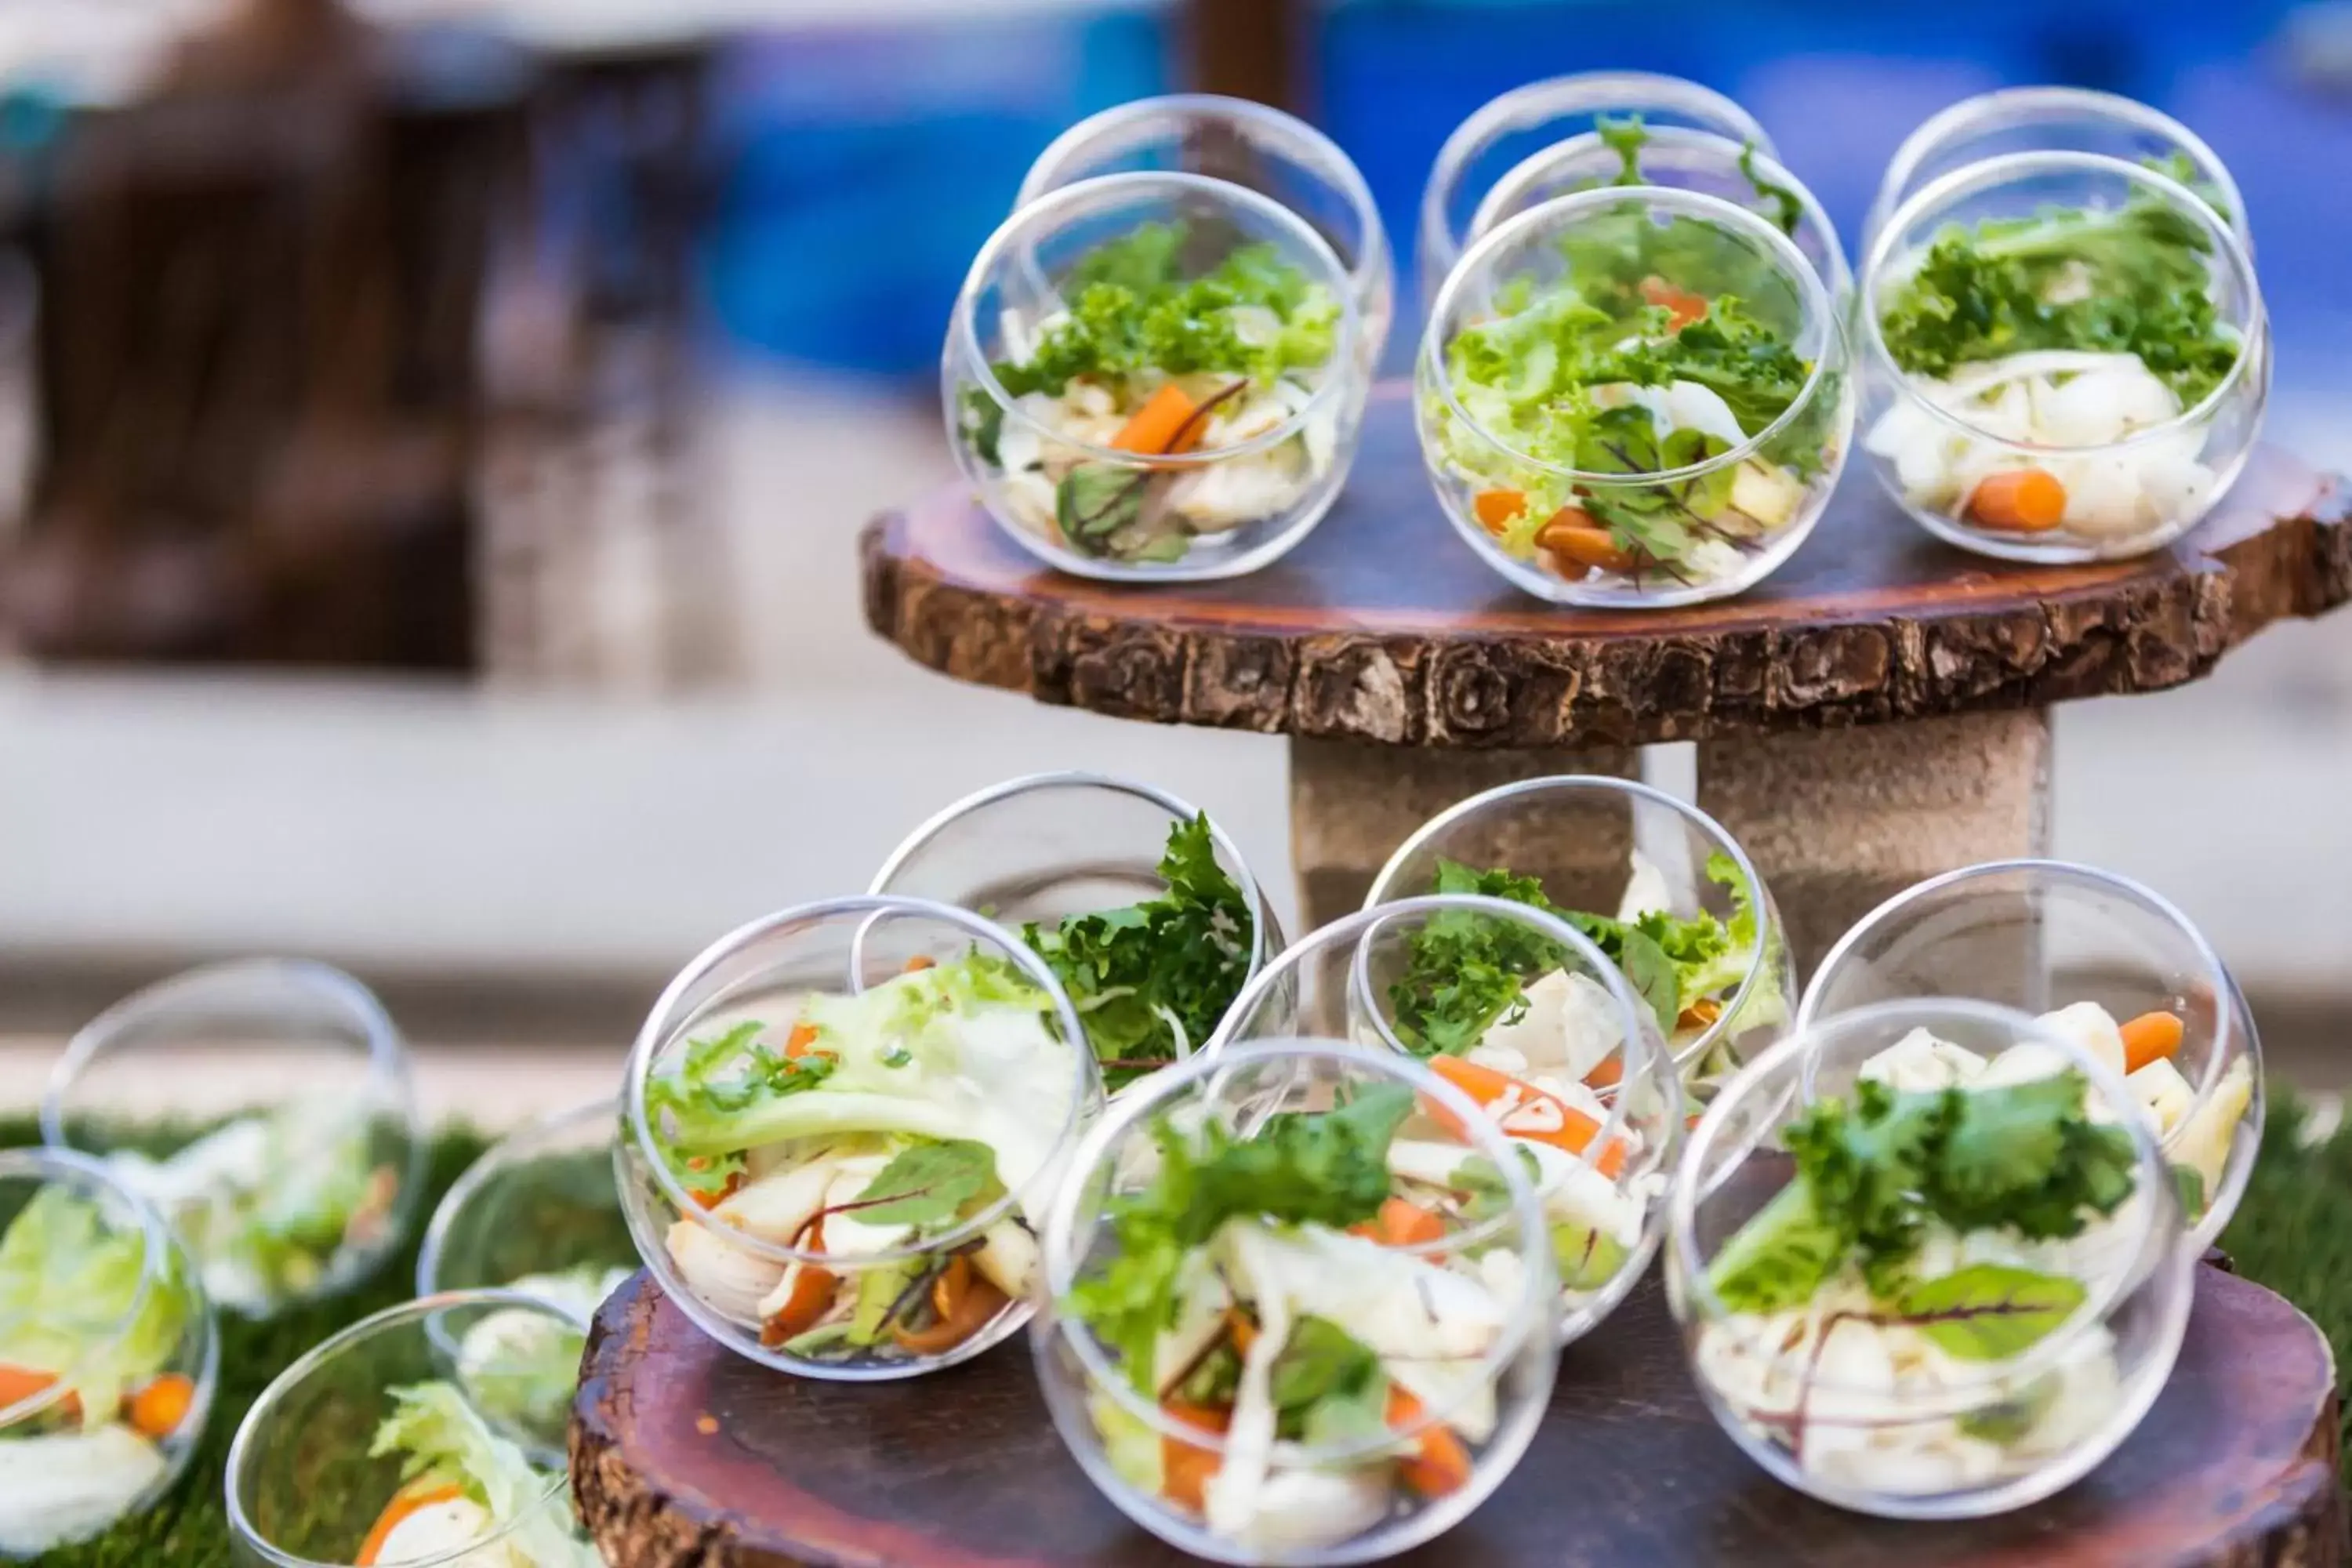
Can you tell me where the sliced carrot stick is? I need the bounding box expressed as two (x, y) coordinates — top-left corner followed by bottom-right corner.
(2121, 1011), (2187, 1074)
(784, 1021), (822, 1058)
(1582, 1055), (1624, 1091)
(125, 1374), (194, 1439)
(0, 1365), (63, 1414)
(902, 954), (937, 973)
(1639, 275), (1708, 331)
(1224, 1308), (1259, 1358)
(889, 1254), (1010, 1356)
(1111, 383), (1205, 457)
(688, 1171), (742, 1211)
(1373, 1196), (1445, 1247)
(1426, 1056), (1627, 1178)
(1677, 998), (1724, 1033)
(1386, 1385), (1472, 1498)
(1160, 1401), (1232, 1511)
(356, 1480), (465, 1567)
(760, 1221), (837, 1347)
(1537, 512), (1637, 574)
(1473, 488), (1528, 532)
(1965, 468), (2068, 532)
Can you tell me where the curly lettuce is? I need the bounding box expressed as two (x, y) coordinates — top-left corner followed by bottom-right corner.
(0, 1186), (194, 1420)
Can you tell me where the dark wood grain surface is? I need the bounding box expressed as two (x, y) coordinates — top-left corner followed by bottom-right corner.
(860, 387), (2352, 748)
(572, 1263), (2341, 1568)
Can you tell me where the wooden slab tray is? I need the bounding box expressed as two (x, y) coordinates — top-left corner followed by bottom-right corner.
(572, 1262), (2343, 1567)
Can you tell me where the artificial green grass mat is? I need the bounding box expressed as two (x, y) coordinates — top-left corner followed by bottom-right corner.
(9, 1103), (2352, 1563)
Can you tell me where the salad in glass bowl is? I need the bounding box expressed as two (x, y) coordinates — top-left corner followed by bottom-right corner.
(0, 1149), (215, 1559)
(1032, 1041), (1558, 1564)
(1366, 775), (1791, 1097)
(1018, 94), (1395, 369)
(41, 960), (423, 1319)
(1668, 1000), (2194, 1518)
(227, 1292), (597, 1568)
(1418, 184), (1853, 607)
(872, 771), (1279, 1095)
(619, 895), (1099, 1378)
(1211, 896), (1680, 1346)
(947, 172), (1367, 580)
(1798, 858), (2261, 1250)
(1860, 151), (2264, 561)
(1416, 70), (1770, 310)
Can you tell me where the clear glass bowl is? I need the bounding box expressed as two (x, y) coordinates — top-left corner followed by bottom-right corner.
(1211, 896), (1680, 1347)
(1365, 775), (1795, 1098)
(40, 960), (425, 1320)
(0, 1148), (217, 1560)
(1465, 124), (1850, 309)
(1417, 70), (1772, 309)
(946, 171), (1370, 583)
(1865, 85), (2252, 258)
(1796, 858), (2263, 1251)
(1417, 184), (1854, 608)
(869, 770), (1283, 1095)
(1017, 94), (1395, 369)
(1667, 999), (2194, 1519)
(1032, 1040), (1558, 1565)
(618, 895), (1100, 1381)
(417, 1098), (634, 1316)
(1859, 151), (2267, 564)
(226, 1290), (593, 1568)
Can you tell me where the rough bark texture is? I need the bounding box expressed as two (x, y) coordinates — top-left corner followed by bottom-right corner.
(572, 1261), (2342, 1568)
(861, 389), (2351, 749)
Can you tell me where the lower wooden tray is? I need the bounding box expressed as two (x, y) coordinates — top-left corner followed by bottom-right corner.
(570, 1263), (2343, 1567)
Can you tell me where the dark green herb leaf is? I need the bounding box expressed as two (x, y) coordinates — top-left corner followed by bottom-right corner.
(851, 1138), (1005, 1227)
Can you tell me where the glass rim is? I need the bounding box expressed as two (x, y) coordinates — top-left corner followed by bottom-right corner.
(868, 768), (1276, 999)
(416, 1095), (619, 1299)
(0, 1145), (189, 1428)
(1868, 85), (2252, 252)
(1469, 124), (1850, 295)
(1364, 775), (1778, 1073)
(1796, 855), (2250, 1128)
(1210, 892), (1657, 1177)
(223, 1288), (586, 1568)
(1860, 149), (2263, 453)
(951, 169), (1365, 470)
(1420, 70), (1773, 274)
(625, 894), (1097, 1269)
(1014, 93), (1392, 295)
(1670, 997), (2180, 1398)
(1423, 183), (1842, 486)
(1035, 1038), (1557, 1468)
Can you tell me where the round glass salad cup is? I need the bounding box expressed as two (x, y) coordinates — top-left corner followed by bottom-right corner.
(946, 170), (1370, 584)
(1418, 184), (1855, 609)
(1795, 859), (2263, 1254)
(1017, 94), (1396, 369)
(1859, 151), (2267, 565)
(1465, 123), (1852, 310)
(0, 1148), (218, 1561)
(869, 770), (1284, 1094)
(40, 959), (426, 1320)
(1210, 896), (1682, 1348)
(1864, 85), (2252, 258)
(1667, 999), (2194, 1519)
(618, 895), (1100, 1381)
(1364, 775), (1795, 1099)
(1417, 70), (1773, 310)
(1032, 1040), (1559, 1566)
(226, 1290), (593, 1568)
(417, 1097), (634, 1308)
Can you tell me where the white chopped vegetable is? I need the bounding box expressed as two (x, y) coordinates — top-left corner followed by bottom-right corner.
(1218, 1468), (1392, 1555)
(0, 1425), (169, 1555)
(2128, 1057), (2195, 1136)
(1858, 1028), (1987, 1094)
(2033, 1003), (2128, 1080)
(1617, 851), (1674, 923)
(1479, 969), (1624, 1082)
(662, 1221), (783, 1324)
(371, 1494), (508, 1566)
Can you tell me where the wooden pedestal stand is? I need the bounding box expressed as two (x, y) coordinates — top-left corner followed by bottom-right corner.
(861, 387), (2351, 970)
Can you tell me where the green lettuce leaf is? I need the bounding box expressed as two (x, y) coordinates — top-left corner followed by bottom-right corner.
(0, 1185), (193, 1418)
(369, 1381), (597, 1568)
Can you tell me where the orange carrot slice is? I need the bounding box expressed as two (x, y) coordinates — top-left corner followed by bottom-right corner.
(2121, 1011), (2187, 1074)
(1473, 489), (1528, 532)
(1111, 384), (1205, 457)
(356, 1481), (465, 1567)
(889, 1254), (1010, 1356)
(1639, 275), (1708, 330)
(1160, 1401), (1232, 1511)
(1966, 468), (2067, 532)
(125, 1374), (194, 1439)
(760, 1220), (837, 1347)
(1372, 1197), (1445, 1247)
(0, 1365), (64, 1414)
(1583, 1055), (1624, 1091)
(1386, 1385), (1472, 1498)
(1427, 1056), (1628, 1178)
(1537, 512), (1636, 574)
(784, 1021), (822, 1058)
(1225, 1308), (1259, 1358)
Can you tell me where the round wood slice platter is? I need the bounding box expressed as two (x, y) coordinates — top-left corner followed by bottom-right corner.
(858, 386), (2352, 749)
(571, 1262), (2343, 1568)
